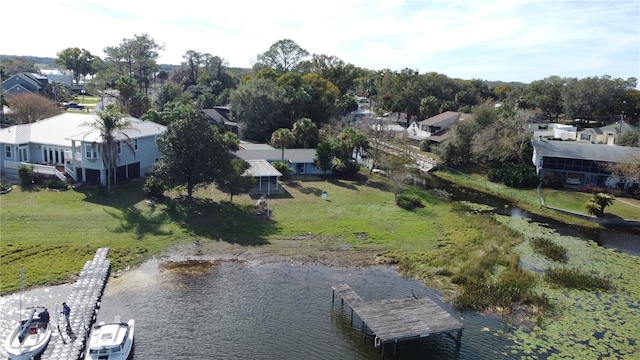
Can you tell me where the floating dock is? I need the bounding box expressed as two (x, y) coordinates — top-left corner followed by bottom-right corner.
(41, 248), (111, 360)
(332, 284), (464, 355)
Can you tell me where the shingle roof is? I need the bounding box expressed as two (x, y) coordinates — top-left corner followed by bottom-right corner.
(418, 111), (461, 126)
(532, 139), (640, 163)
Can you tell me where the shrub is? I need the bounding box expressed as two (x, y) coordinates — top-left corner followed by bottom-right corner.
(334, 160), (360, 177)
(545, 268), (613, 291)
(530, 237), (568, 263)
(0, 182), (11, 191)
(419, 139), (431, 152)
(43, 177), (67, 190)
(396, 193), (423, 210)
(272, 161), (292, 180)
(18, 164), (33, 186)
(143, 176), (166, 198)
(487, 162), (540, 188)
(541, 171), (565, 189)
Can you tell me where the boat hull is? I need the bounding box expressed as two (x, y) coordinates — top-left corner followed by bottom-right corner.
(4, 320), (52, 360)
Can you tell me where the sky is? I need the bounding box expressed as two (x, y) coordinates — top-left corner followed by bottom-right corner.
(4, 0), (639, 84)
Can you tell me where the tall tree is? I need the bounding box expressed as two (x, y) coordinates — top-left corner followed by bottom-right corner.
(270, 128), (295, 160)
(255, 39), (309, 74)
(230, 78), (290, 141)
(153, 107), (230, 199)
(83, 105), (133, 192)
(56, 47), (96, 85)
(103, 34), (164, 94)
(292, 117), (318, 148)
(6, 93), (61, 123)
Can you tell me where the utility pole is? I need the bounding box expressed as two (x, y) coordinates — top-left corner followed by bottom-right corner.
(0, 56), (5, 124)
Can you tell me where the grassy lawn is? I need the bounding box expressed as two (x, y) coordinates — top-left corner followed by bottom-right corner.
(542, 188), (640, 219)
(0, 174), (520, 296)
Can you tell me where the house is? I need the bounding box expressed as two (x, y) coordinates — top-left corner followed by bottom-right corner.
(531, 138), (640, 189)
(0, 112), (166, 186)
(235, 143), (329, 175)
(202, 107), (239, 136)
(407, 111), (472, 143)
(576, 121), (639, 145)
(1, 73), (49, 96)
(527, 122), (577, 140)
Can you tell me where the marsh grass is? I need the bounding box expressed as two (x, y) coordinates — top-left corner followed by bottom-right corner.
(545, 268), (614, 291)
(530, 237), (568, 263)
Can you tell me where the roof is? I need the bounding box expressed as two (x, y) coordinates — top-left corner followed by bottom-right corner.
(532, 139), (640, 163)
(236, 148), (318, 163)
(202, 107), (238, 127)
(243, 159), (282, 177)
(239, 143), (276, 151)
(578, 121), (638, 136)
(418, 111), (464, 126)
(0, 113), (166, 147)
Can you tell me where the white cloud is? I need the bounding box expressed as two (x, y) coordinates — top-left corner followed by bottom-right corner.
(3, 0), (638, 83)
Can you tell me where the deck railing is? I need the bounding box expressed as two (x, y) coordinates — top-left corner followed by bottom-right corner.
(4, 161), (67, 182)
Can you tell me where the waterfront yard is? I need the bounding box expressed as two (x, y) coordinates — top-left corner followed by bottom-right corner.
(1, 171), (639, 358)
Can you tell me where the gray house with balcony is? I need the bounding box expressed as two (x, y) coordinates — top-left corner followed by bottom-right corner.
(0, 112), (165, 186)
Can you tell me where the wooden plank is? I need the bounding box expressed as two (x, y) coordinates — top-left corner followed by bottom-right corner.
(333, 284), (464, 346)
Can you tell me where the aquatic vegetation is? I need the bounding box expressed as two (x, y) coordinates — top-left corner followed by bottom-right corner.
(496, 215), (640, 359)
(529, 237), (568, 263)
(545, 268), (613, 291)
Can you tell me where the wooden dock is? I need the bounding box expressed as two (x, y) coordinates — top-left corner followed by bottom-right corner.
(40, 248), (111, 360)
(332, 284), (464, 353)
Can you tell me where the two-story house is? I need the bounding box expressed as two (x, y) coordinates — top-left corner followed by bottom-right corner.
(407, 111), (472, 143)
(0, 112), (166, 186)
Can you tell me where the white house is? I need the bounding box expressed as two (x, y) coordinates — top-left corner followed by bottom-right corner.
(527, 123), (577, 140)
(407, 111), (472, 142)
(0, 112), (166, 186)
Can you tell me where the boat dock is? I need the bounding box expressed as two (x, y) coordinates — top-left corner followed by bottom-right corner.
(332, 284), (464, 355)
(41, 248), (111, 360)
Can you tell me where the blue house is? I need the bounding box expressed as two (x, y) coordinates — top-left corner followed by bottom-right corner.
(235, 143), (330, 175)
(1, 73), (49, 96)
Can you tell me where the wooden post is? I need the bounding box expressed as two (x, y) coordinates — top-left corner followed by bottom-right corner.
(332, 289), (335, 305)
(350, 308), (354, 324)
(456, 330), (463, 350)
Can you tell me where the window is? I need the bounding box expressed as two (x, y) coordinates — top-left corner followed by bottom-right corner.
(134, 139), (138, 151)
(5, 145), (12, 159)
(117, 141), (122, 154)
(85, 144), (97, 159)
(580, 134), (591, 141)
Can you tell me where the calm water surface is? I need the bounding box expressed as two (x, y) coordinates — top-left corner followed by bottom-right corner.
(92, 261), (511, 360)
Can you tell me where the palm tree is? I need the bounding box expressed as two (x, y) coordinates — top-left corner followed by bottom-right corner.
(84, 105), (133, 192)
(292, 117), (318, 149)
(270, 128), (295, 160)
(584, 192), (615, 217)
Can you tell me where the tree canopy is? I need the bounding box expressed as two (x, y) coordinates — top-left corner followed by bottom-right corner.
(152, 107), (230, 199)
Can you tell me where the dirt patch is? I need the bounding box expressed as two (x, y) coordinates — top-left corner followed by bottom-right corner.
(156, 240), (391, 269)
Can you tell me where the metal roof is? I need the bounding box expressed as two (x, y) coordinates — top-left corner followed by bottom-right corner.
(0, 112), (166, 147)
(235, 148), (318, 163)
(243, 159), (282, 177)
(532, 139), (640, 163)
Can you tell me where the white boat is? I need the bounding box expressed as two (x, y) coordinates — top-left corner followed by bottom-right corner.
(85, 316), (135, 360)
(4, 306), (53, 360)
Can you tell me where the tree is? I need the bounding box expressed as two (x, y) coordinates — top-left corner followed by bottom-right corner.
(230, 78), (290, 141)
(271, 128), (295, 160)
(0, 57), (38, 75)
(56, 47), (96, 85)
(102, 34), (164, 93)
(255, 39), (309, 74)
(216, 158), (255, 203)
(315, 141), (334, 174)
(379, 153), (414, 199)
(584, 192), (615, 217)
(292, 117), (318, 148)
(604, 155), (640, 184)
(6, 93), (61, 123)
(153, 107), (230, 199)
(83, 105), (133, 192)
(617, 130), (640, 147)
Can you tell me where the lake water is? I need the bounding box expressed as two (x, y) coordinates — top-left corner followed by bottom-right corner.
(1, 261), (514, 360)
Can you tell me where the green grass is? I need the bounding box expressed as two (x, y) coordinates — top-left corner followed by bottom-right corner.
(542, 188), (640, 220)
